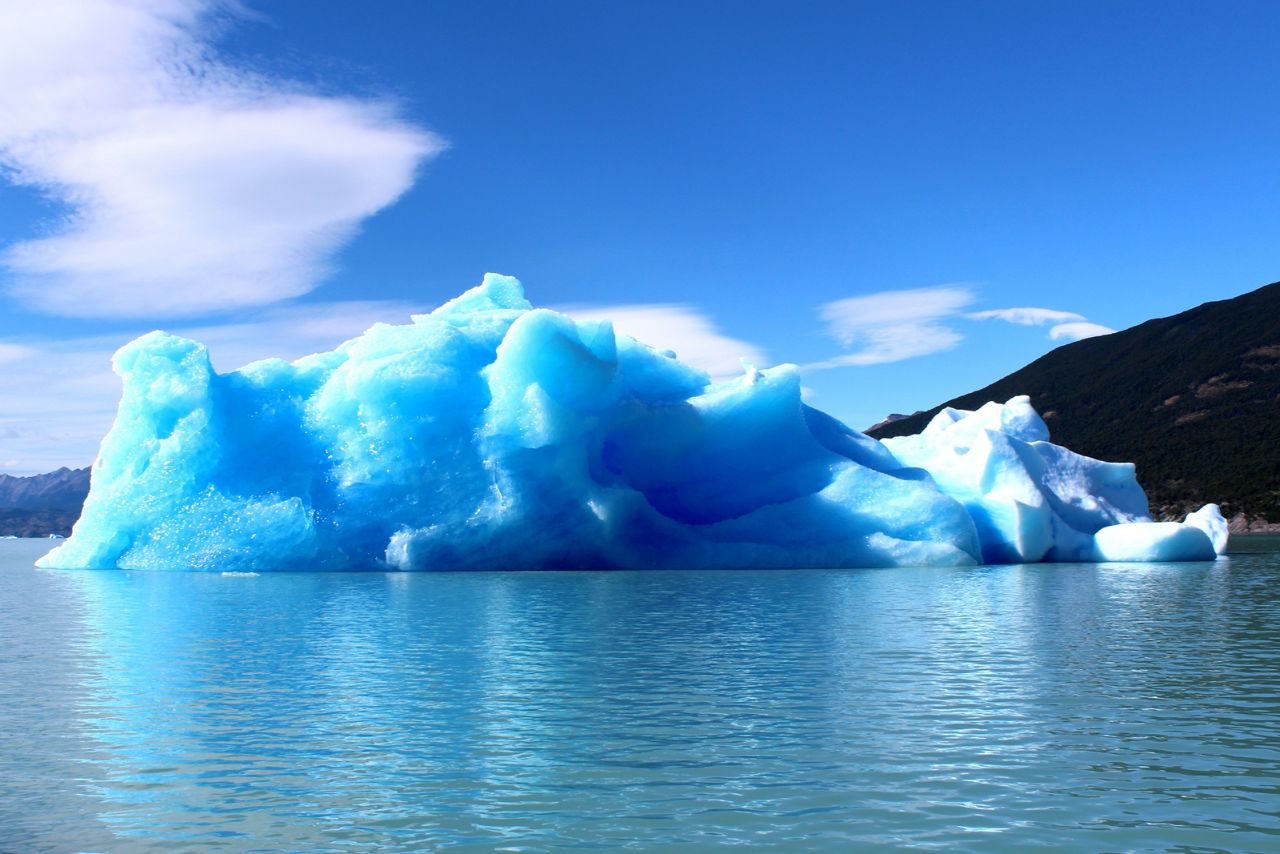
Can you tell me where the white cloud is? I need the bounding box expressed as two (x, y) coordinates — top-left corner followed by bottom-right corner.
(0, 298), (772, 472)
(967, 307), (1086, 326)
(0, 339), (122, 475)
(561, 303), (768, 382)
(973, 304), (1115, 342)
(0, 0), (441, 318)
(0, 342), (39, 364)
(178, 299), (425, 371)
(820, 286), (977, 345)
(801, 285), (1118, 372)
(1049, 321), (1116, 341)
(0, 299), (427, 474)
(803, 285), (975, 371)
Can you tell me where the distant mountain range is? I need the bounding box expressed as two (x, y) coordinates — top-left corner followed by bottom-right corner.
(870, 280), (1280, 528)
(0, 467), (90, 537)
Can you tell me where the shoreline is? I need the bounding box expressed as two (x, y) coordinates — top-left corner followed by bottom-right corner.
(1228, 516), (1280, 535)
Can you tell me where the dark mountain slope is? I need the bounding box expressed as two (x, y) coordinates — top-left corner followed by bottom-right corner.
(0, 466), (90, 536)
(870, 281), (1280, 522)
(0, 466), (90, 510)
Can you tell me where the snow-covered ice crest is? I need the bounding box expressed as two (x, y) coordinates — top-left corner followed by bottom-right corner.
(39, 275), (1225, 571)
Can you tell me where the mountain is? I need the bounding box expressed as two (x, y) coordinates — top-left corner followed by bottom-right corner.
(865, 413), (911, 433)
(0, 466), (90, 537)
(869, 281), (1280, 525)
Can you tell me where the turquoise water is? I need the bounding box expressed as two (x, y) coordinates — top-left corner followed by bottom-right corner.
(3, 538), (1280, 851)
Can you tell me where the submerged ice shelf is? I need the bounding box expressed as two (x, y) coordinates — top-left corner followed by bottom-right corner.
(39, 275), (1225, 571)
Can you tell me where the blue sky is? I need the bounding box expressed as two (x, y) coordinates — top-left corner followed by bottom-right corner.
(1, 0), (1278, 473)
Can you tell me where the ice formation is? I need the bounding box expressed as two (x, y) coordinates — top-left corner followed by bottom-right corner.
(880, 401), (1223, 563)
(38, 274), (1226, 572)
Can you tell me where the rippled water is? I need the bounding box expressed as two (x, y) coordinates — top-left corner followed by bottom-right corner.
(3, 538), (1280, 851)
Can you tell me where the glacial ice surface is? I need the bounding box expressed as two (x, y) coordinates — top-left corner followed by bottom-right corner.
(39, 274), (1224, 571)
(882, 399), (1224, 563)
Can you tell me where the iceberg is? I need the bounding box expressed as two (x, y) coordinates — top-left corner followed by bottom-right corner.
(38, 274), (1225, 571)
(1184, 503), (1229, 555)
(881, 399), (1225, 563)
(1093, 522), (1217, 563)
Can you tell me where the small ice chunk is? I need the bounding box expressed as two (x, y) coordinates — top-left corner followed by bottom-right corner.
(1093, 522), (1216, 562)
(882, 396), (1149, 564)
(1184, 503), (1229, 555)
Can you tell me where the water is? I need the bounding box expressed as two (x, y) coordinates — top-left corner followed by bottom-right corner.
(3, 538), (1280, 852)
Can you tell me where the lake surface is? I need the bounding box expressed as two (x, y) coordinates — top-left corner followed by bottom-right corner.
(3, 537), (1280, 852)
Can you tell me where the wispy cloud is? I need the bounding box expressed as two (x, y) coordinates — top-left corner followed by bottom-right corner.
(0, 298), (426, 473)
(1048, 321), (1116, 341)
(0, 0), (441, 319)
(560, 303), (768, 382)
(803, 285), (975, 370)
(178, 300), (426, 371)
(0, 337), (124, 475)
(967, 307), (1086, 326)
(969, 304), (1115, 342)
(0, 342), (39, 364)
(0, 297), (770, 472)
(804, 285), (1116, 372)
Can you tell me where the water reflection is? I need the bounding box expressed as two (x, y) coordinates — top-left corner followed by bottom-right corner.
(0, 539), (115, 850)
(2, 547), (1276, 850)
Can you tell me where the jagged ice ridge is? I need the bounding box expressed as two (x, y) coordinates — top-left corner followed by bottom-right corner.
(39, 275), (1227, 571)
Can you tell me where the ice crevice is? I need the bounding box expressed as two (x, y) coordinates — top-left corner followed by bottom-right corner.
(39, 274), (1225, 571)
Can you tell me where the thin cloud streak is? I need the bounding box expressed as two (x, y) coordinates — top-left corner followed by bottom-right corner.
(803, 285), (976, 371)
(967, 307), (1086, 325)
(803, 327), (965, 370)
(0, 299), (427, 473)
(804, 284), (1116, 372)
(1049, 321), (1116, 341)
(179, 300), (426, 372)
(561, 303), (768, 382)
(0, 342), (39, 364)
(0, 0), (441, 319)
(0, 297), (770, 473)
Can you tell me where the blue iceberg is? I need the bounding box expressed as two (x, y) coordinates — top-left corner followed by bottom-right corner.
(38, 275), (1225, 571)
